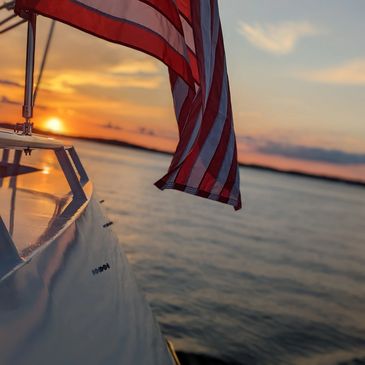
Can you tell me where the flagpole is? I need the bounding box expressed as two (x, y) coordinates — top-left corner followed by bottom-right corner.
(22, 12), (36, 135)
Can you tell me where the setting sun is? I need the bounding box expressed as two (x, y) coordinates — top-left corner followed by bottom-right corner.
(44, 117), (64, 133)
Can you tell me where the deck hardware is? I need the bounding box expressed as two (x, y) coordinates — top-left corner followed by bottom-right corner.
(24, 147), (32, 156)
(14, 122), (34, 135)
(92, 263), (111, 275)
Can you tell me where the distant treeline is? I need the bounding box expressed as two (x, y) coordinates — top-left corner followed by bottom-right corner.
(0, 122), (364, 188)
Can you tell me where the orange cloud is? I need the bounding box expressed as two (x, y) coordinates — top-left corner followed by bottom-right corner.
(109, 59), (159, 74)
(296, 58), (365, 85)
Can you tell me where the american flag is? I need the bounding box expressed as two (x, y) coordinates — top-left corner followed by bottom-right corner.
(16, 0), (242, 210)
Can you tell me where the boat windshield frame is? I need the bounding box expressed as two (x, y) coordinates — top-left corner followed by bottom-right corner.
(0, 130), (90, 279)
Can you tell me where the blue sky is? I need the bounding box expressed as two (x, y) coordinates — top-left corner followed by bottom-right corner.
(0, 1), (364, 180)
(219, 0), (365, 153)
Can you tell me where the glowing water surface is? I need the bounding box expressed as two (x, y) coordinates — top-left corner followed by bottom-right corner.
(76, 139), (365, 365)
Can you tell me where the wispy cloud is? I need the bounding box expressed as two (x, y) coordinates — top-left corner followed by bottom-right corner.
(0, 95), (48, 110)
(238, 21), (320, 55)
(0, 79), (22, 88)
(109, 60), (159, 75)
(297, 58), (365, 85)
(44, 93), (168, 120)
(101, 122), (123, 130)
(41, 59), (162, 93)
(44, 71), (163, 94)
(239, 136), (365, 165)
(0, 96), (21, 105)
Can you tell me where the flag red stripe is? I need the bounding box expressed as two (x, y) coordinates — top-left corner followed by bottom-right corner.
(175, 86), (196, 130)
(176, 0), (192, 22)
(169, 69), (179, 90)
(174, 30), (225, 185)
(187, 49), (199, 83)
(15, 0), (196, 87)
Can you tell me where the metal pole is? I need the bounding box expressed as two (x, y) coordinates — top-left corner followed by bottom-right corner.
(22, 12), (36, 135)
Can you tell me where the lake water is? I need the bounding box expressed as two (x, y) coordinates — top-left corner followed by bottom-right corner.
(76, 139), (365, 365)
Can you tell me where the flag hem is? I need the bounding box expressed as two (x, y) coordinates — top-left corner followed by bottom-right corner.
(155, 180), (242, 211)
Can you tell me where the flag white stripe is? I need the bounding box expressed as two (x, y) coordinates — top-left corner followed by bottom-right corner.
(179, 15), (195, 53)
(75, 0), (188, 59)
(172, 77), (189, 119)
(186, 68), (228, 188)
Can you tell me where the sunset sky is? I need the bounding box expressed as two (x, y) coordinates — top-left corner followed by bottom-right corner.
(0, 0), (364, 181)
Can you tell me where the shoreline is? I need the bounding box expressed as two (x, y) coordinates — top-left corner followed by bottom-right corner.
(1, 123), (364, 188)
(75, 135), (365, 188)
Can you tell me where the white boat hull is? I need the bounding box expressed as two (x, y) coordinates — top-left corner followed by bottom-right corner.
(0, 195), (174, 365)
